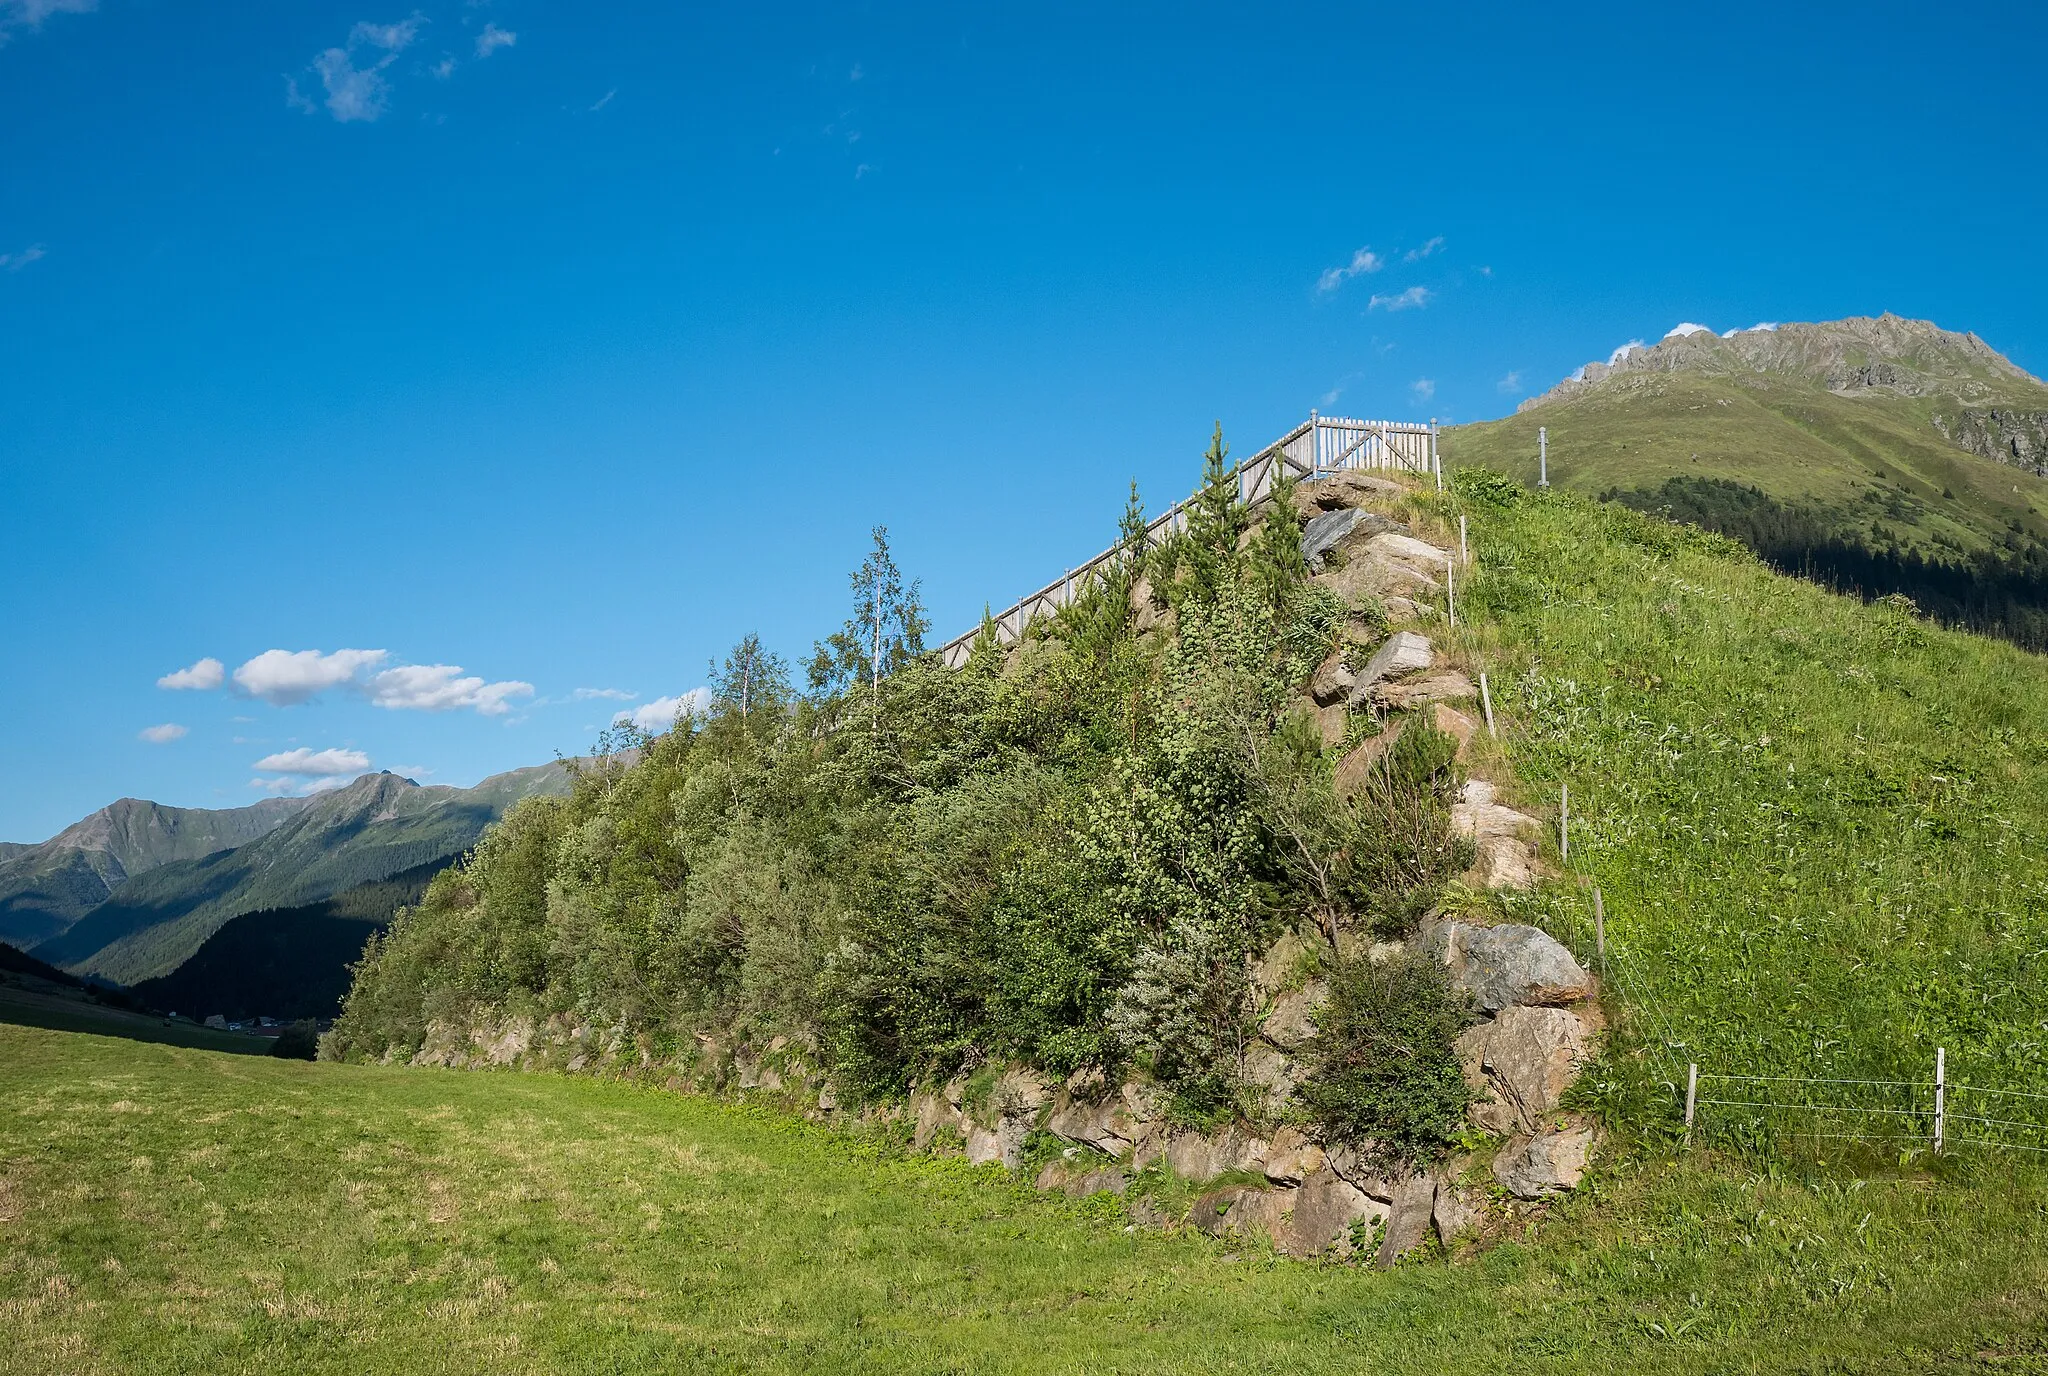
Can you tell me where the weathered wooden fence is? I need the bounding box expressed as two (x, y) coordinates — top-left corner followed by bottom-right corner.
(937, 412), (1440, 667)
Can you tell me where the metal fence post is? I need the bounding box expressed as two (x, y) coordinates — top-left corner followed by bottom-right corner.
(1935, 1047), (1946, 1155)
(1685, 1063), (1698, 1139)
(1538, 426), (1549, 487)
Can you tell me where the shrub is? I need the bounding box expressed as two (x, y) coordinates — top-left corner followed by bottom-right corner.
(270, 1020), (320, 1060)
(1298, 952), (1476, 1168)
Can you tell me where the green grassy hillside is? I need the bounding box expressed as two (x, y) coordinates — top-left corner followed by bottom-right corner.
(6, 1024), (2047, 1374)
(1444, 318), (2048, 646)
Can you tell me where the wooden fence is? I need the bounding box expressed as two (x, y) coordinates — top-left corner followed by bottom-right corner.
(937, 412), (1439, 667)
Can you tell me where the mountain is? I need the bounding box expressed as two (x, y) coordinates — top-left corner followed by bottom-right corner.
(1444, 314), (2048, 646)
(0, 796), (310, 948)
(129, 856), (451, 1023)
(30, 762), (572, 986)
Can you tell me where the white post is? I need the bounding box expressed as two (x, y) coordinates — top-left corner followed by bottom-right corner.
(1934, 1046), (1946, 1155)
(1479, 672), (1497, 737)
(1560, 782), (1570, 861)
(1593, 886), (1606, 972)
(1538, 426), (1549, 487)
(1685, 1063), (1698, 1137)
(1459, 514), (1468, 564)
(1432, 419), (1442, 492)
(1445, 558), (1456, 629)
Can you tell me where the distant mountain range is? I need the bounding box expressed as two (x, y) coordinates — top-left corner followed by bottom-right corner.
(1446, 314), (2048, 647)
(2, 764), (574, 999)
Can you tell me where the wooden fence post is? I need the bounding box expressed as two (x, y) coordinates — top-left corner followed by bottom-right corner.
(1459, 514), (1468, 563)
(1935, 1047), (1946, 1155)
(1593, 886), (1606, 974)
(1560, 783), (1570, 862)
(1480, 672), (1496, 737)
(1685, 1063), (1698, 1139)
(1446, 558), (1456, 629)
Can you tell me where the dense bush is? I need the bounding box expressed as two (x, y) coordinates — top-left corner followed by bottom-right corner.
(329, 444), (1472, 1132)
(1298, 952), (1478, 1167)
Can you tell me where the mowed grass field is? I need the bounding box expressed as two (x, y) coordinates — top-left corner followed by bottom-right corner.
(6, 1024), (2048, 1375)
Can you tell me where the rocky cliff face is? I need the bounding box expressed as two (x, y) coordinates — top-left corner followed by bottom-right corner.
(1932, 408), (2048, 476)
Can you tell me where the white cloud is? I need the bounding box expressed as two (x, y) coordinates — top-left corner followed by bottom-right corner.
(1368, 286), (1432, 312)
(1497, 370), (1524, 395)
(1410, 378), (1436, 403)
(233, 648), (388, 705)
(430, 55), (456, 78)
(615, 689), (712, 735)
(1403, 236), (1445, 263)
(291, 14), (425, 123)
(572, 687), (635, 701)
(139, 723), (188, 744)
(0, 244), (46, 271)
(366, 664), (534, 716)
(590, 88), (616, 111)
(249, 773), (356, 796)
(1722, 321), (1779, 337)
(474, 22), (515, 57)
(1317, 247), (1385, 293)
(1606, 339), (1645, 366)
(158, 657), (225, 691)
(1665, 322), (1713, 338)
(253, 746), (371, 776)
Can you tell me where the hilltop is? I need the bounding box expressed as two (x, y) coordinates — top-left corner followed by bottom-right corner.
(1445, 314), (2048, 645)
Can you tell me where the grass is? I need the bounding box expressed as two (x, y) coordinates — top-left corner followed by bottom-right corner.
(1430, 478), (2048, 1131)
(6, 1023), (2048, 1374)
(1443, 373), (2048, 561)
(0, 986), (270, 1056)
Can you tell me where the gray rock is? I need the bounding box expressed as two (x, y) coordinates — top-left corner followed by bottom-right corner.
(1432, 1176), (1486, 1246)
(1347, 631), (1434, 705)
(1480, 1005), (1590, 1131)
(1309, 649), (1357, 705)
(1426, 918), (1593, 1012)
(1301, 507), (1367, 569)
(965, 1116), (1032, 1170)
(1260, 1127), (1326, 1185)
(1190, 1185), (1290, 1240)
(1260, 982), (1326, 1051)
(1164, 1122), (1269, 1181)
(1493, 1127), (1596, 1197)
(1064, 1167), (1130, 1198)
(1276, 1169), (1382, 1258)
(1376, 1173), (1437, 1267)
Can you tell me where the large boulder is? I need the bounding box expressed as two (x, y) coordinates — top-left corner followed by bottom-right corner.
(1261, 1126), (1326, 1185)
(1426, 919), (1594, 1012)
(1298, 470), (1408, 515)
(1260, 982), (1326, 1050)
(1482, 1005), (1590, 1130)
(965, 1117), (1032, 1170)
(1493, 1126), (1596, 1198)
(1372, 671), (1477, 711)
(1301, 507), (1367, 569)
(1164, 1122), (1269, 1181)
(1277, 1170), (1382, 1258)
(1309, 649), (1357, 705)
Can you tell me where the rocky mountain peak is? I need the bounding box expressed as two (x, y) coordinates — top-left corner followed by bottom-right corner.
(1521, 314), (2043, 414)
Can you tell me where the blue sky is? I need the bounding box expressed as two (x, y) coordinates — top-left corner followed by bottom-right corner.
(3, 1), (2044, 841)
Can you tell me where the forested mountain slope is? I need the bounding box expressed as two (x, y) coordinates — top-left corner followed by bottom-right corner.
(33, 763), (572, 986)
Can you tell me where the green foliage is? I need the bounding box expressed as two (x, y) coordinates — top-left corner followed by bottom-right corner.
(808, 525), (929, 701)
(1299, 951), (1477, 1167)
(267, 1019), (319, 1060)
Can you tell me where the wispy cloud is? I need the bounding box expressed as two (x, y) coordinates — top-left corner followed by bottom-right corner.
(0, 0), (95, 46)
(158, 657), (225, 691)
(0, 244), (45, 271)
(572, 687), (634, 701)
(615, 689), (712, 735)
(289, 13), (426, 123)
(1317, 247), (1385, 294)
(1497, 370), (1523, 395)
(1403, 236), (1445, 263)
(589, 88), (616, 112)
(474, 22), (515, 57)
(139, 723), (188, 744)
(1721, 321), (1779, 337)
(1410, 378), (1436, 404)
(1368, 286), (1432, 312)
(253, 746), (371, 776)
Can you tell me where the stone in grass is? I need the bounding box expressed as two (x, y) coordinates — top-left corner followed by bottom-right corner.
(1375, 1173), (1438, 1268)
(1426, 918), (1594, 1012)
(1492, 1126), (1596, 1198)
